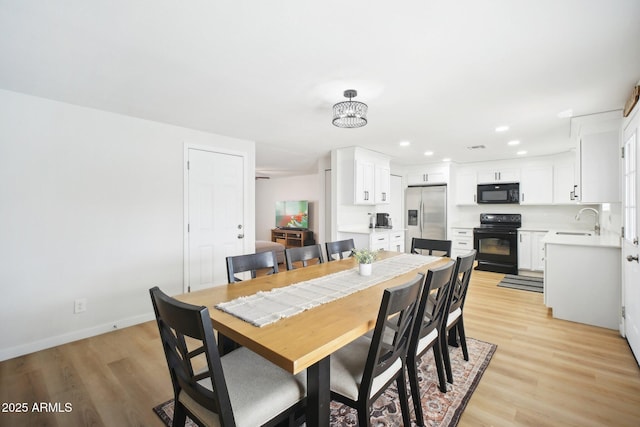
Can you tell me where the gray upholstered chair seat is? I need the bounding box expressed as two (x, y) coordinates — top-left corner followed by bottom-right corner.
(446, 307), (462, 328)
(415, 328), (438, 356)
(179, 346), (307, 427)
(330, 336), (402, 401)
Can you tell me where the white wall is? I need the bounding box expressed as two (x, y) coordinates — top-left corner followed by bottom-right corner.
(255, 174), (322, 243)
(0, 89), (255, 361)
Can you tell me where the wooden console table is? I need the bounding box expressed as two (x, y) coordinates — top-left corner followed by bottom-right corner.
(271, 228), (314, 248)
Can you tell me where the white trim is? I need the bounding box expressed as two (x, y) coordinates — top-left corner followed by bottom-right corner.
(0, 312), (155, 362)
(183, 142), (250, 293)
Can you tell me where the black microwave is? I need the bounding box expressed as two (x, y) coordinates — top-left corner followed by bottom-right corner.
(477, 183), (520, 204)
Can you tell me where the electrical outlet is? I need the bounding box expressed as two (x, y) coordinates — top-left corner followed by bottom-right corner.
(74, 298), (87, 314)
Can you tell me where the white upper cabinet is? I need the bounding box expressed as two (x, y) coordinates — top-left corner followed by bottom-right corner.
(520, 165), (553, 204)
(477, 168), (520, 184)
(576, 130), (620, 203)
(406, 165), (449, 185)
(553, 152), (577, 204)
(455, 171), (477, 205)
(374, 164), (391, 204)
(354, 160), (375, 205)
(337, 147), (391, 206)
(571, 111), (622, 203)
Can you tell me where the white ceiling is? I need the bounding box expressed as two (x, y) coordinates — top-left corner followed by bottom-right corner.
(1, 1), (639, 177)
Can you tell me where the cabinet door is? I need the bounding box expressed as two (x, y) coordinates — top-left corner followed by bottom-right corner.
(532, 232), (547, 271)
(407, 167), (448, 185)
(520, 166), (553, 204)
(455, 172), (477, 205)
(553, 160), (577, 204)
(518, 231), (532, 270)
(355, 160), (375, 205)
(389, 231), (405, 252)
(370, 233), (389, 251)
(578, 130), (620, 203)
(477, 168), (520, 183)
(374, 165), (391, 204)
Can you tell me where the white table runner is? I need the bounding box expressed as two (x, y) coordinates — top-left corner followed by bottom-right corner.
(216, 253), (440, 327)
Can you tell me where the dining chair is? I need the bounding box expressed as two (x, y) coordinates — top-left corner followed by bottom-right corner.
(226, 250), (279, 283)
(329, 273), (424, 427)
(407, 260), (456, 426)
(284, 244), (325, 270)
(325, 238), (355, 261)
(149, 286), (307, 427)
(441, 250), (477, 383)
(410, 238), (452, 257)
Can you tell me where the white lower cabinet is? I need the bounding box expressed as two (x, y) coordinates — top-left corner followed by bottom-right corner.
(339, 230), (405, 252)
(451, 228), (474, 259)
(388, 231), (405, 252)
(518, 231), (547, 272)
(545, 242), (620, 329)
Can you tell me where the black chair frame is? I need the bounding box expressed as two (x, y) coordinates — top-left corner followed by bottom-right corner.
(331, 273), (424, 427)
(226, 250), (279, 283)
(442, 250), (476, 383)
(325, 239), (355, 261)
(407, 260), (456, 426)
(284, 244), (325, 270)
(410, 238), (452, 257)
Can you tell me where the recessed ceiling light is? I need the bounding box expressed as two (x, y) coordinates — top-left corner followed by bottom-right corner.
(399, 141), (411, 147)
(557, 109), (573, 118)
(495, 125), (509, 132)
(507, 140), (520, 146)
(517, 150), (527, 155)
(442, 158), (451, 162)
(424, 151), (434, 156)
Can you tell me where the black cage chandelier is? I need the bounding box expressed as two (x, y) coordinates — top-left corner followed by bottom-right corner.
(332, 89), (368, 128)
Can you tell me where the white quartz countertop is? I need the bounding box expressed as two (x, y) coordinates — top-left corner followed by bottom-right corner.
(542, 230), (621, 248)
(338, 227), (406, 234)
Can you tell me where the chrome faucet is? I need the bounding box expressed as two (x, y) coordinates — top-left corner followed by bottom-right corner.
(575, 207), (600, 235)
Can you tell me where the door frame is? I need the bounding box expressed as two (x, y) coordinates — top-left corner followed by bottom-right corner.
(183, 143), (253, 293)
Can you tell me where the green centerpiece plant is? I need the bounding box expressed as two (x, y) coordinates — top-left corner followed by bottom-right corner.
(352, 248), (379, 276)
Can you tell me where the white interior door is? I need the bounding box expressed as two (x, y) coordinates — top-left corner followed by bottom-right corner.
(187, 148), (244, 292)
(622, 111), (640, 362)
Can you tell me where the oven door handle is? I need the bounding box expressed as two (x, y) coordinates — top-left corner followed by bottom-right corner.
(474, 229), (518, 236)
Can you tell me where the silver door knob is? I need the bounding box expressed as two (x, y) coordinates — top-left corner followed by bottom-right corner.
(627, 254), (639, 263)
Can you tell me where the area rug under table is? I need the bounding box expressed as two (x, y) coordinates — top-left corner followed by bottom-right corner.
(153, 337), (496, 427)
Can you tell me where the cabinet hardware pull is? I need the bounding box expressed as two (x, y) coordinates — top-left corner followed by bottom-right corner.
(627, 255), (639, 263)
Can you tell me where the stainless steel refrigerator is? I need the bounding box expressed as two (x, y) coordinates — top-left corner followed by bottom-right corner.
(405, 185), (447, 251)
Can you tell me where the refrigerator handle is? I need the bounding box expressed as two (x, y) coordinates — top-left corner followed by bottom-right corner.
(419, 200), (423, 234)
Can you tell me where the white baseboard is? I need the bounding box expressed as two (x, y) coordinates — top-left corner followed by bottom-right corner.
(0, 312), (156, 362)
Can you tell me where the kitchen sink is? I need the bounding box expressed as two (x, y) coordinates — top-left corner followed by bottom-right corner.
(555, 231), (592, 236)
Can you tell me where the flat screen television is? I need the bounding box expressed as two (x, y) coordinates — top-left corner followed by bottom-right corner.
(275, 200), (309, 230)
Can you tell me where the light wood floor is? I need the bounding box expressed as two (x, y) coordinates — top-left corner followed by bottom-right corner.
(1, 270), (639, 426)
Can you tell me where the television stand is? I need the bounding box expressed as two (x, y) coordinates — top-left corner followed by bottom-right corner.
(271, 228), (315, 248)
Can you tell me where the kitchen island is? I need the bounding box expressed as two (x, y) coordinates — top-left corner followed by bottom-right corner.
(543, 230), (621, 330)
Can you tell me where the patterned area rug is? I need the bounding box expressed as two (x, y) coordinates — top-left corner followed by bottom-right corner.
(153, 337), (496, 427)
(497, 274), (543, 293)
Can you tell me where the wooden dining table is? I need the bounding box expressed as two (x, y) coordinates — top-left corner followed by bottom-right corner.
(176, 250), (449, 427)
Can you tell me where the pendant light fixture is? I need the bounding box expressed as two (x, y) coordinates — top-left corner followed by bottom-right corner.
(332, 89), (368, 128)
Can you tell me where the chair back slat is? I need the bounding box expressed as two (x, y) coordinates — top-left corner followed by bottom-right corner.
(285, 244), (325, 270)
(226, 251), (279, 283)
(325, 239), (356, 261)
(149, 287), (236, 426)
(449, 250), (476, 313)
(410, 238), (452, 257)
(363, 274), (424, 397)
(410, 260), (456, 354)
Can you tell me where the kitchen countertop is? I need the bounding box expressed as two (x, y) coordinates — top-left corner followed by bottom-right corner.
(542, 230), (621, 248)
(338, 227), (406, 234)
